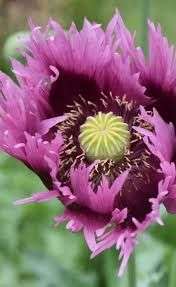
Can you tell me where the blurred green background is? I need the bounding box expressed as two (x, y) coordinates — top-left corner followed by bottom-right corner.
(0, 1), (176, 286)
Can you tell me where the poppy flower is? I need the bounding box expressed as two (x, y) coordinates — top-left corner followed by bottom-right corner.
(0, 14), (175, 276)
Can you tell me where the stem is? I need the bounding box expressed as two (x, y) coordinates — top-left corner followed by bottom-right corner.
(128, 252), (136, 287)
(168, 251), (176, 287)
(141, 0), (150, 55)
(93, 255), (107, 287)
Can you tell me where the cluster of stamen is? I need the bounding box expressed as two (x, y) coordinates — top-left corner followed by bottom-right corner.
(57, 94), (153, 188)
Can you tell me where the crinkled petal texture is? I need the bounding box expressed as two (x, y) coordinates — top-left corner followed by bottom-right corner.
(15, 106), (176, 276)
(112, 12), (176, 218)
(147, 107), (176, 217)
(1, 14), (176, 277)
(113, 13), (176, 127)
(135, 107), (176, 216)
(0, 15), (147, 196)
(0, 15), (147, 185)
(0, 71), (64, 188)
(12, 15), (147, 114)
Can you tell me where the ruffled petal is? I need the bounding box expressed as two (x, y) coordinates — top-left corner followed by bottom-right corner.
(91, 174), (169, 276)
(134, 106), (175, 162)
(14, 190), (59, 205)
(161, 162), (176, 213)
(54, 208), (107, 251)
(70, 164), (129, 214)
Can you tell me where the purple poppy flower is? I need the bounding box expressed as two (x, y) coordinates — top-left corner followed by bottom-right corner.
(0, 14), (175, 276)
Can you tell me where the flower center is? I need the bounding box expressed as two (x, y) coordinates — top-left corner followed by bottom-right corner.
(79, 112), (130, 161)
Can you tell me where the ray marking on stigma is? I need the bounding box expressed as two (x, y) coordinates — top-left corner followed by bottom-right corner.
(79, 111), (130, 161)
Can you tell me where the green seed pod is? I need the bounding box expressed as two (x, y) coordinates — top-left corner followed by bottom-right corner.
(79, 112), (130, 161)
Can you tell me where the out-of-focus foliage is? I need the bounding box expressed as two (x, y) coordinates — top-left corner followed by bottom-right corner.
(3, 31), (29, 61)
(1, 1), (176, 286)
